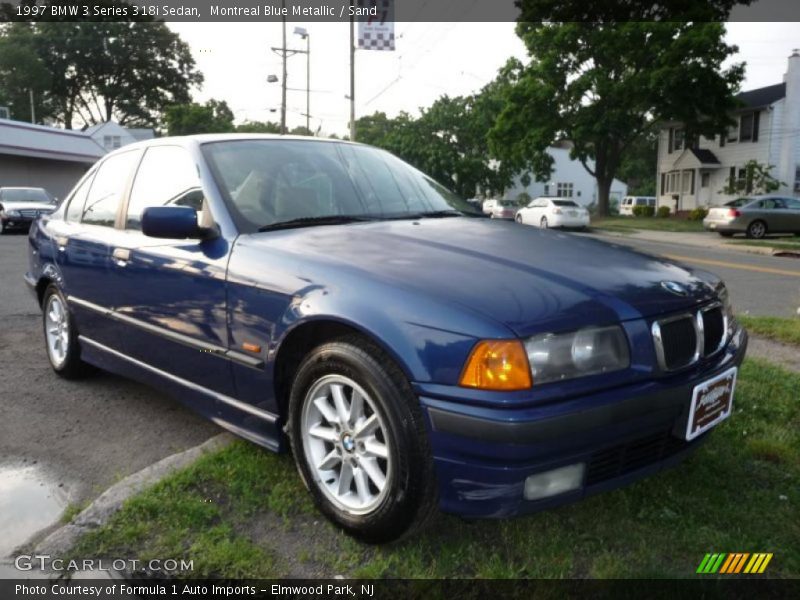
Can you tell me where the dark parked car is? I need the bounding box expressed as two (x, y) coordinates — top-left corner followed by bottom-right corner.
(0, 187), (57, 234)
(703, 195), (800, 238)
(26, 135), (747, 542)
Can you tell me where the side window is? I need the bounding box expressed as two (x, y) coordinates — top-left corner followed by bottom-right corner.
(82, 151), (139, 227)
(65, 172), (95, 222)
(126, 146), (202, 230)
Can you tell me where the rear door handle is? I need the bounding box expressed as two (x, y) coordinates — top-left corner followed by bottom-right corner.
(112, 247), (130, 266)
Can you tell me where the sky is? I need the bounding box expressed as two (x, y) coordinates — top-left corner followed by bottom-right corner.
(168, 22), (800, 137)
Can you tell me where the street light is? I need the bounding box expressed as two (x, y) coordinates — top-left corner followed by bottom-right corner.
(293, 27), (310, 133)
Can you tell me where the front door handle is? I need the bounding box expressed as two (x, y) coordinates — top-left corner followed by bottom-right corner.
(112, 247), (130, 266)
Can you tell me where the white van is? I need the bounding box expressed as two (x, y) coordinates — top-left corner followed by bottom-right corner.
(619, 196), (657, 216)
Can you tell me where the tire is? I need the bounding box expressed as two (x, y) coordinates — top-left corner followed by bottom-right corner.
(515, 214), (523, 224)
(746, 220), (767, 239)
(540, 216), (548, 229)
(288, 334), (437, 543)
(0, 220), (5, 235)
(718, 232), (734, 238)
(42, 285), (96, 379)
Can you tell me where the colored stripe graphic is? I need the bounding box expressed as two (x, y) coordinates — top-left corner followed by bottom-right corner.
(700, 553), (773, 574)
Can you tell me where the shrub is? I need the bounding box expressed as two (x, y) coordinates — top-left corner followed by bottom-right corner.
(516, 191), (531, 207)
(632, 205), (655, 217)
(688, 207), (708, 221)
(656, 206), (671, 218)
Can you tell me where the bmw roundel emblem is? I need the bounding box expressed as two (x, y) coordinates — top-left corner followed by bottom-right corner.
(661, 281), (688, 296)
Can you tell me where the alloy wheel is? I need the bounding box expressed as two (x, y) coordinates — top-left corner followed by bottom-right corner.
(301, 374), (392, 514)
(45, 294), (69, 368)
(748, 221), (766, 239)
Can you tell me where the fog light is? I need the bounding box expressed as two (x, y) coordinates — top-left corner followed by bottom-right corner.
(523, 463), (585, 500)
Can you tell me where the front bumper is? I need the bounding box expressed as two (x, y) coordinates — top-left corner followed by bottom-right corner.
(1, 216), (34, 231)
(421, 326), (747, 518)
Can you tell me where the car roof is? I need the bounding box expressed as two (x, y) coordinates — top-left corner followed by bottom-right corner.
(102, 133), (360, 157)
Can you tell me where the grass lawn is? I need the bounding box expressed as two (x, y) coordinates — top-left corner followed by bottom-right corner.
(739, 316), (800, 347)
(729, 239), (800, 252)
(590, 216), (706, 234)
(68, 358), (799, 579)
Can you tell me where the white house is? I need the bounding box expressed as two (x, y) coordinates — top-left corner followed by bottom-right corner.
(83, 121), (154, 151)
(657, 51), (800, 212)
(502, 145), (628, 207)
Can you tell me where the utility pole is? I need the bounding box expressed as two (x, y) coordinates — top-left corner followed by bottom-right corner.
(280, 0), (287, 134)
(349, 2), (356, 141)
(29, 89), (35, 124)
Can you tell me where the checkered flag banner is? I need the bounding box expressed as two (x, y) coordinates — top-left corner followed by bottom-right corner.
(357, 0), (395, 51)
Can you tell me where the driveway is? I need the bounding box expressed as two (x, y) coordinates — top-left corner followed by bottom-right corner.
(0, 232), (220, 556)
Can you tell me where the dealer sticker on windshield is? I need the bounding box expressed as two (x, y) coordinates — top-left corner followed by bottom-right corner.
(686, 367), (737, 441)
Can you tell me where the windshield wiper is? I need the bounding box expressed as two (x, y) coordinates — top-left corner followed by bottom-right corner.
(258, 215), (374, 232)
(388, 210), (465, 220)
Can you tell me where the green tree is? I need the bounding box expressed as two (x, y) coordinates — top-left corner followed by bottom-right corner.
(720, 160), (784, 196)
(164, 99), (234, 135)
(616, 131), (658, 196)
(490, 4), (746, 215)
(0, 23), (52, 123)
(0, 6), (202, 128)
(236, 120), (281, 134)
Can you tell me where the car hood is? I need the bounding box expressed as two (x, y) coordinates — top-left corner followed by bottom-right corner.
(1, 201), (56, 211)
(250, 218), (718, 336)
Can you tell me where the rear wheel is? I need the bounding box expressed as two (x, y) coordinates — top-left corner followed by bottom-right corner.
(746, 220), (767, 239)
(515, 214), (523, 224)
(42, 285), (95, 379)
(288, 335), (436, 543)
(540, 216), (548, 229)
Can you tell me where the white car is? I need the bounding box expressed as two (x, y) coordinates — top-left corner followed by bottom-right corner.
(515, 197), (590, 229)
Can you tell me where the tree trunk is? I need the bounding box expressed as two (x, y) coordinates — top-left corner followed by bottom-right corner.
(596, 176), (612, 217)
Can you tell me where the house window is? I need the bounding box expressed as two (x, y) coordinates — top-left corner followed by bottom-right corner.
(667, 171), (681, 194)
(701, 172), (710, 188)
(556, 183), (574, 198)
(737, 167), (753, 194)
(739, 112), (754, 142)
(726, 122), (739, 143)
(543, 184), (550, 196)
(672, 128), (685, 152)
(682, 171), (693, 194)
(103, 135), (121, 150)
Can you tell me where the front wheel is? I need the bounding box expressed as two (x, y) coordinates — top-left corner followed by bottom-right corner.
(540, 216), (549, 229)
(515, 214), (523, 224)
(288, 335), (436, 543)
(42, 285), (95, 379)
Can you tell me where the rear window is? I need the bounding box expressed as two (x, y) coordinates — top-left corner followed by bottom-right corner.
(1, 188), (54, 203)
(552, 200), (578, 207)
(725, 198), (751, 208)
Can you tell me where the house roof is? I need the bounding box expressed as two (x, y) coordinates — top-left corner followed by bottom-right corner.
(690, 148), (720, 165)
(736, 82), (786, 109)
(671, 147), (722, 170)
(0, 119), (105, 163)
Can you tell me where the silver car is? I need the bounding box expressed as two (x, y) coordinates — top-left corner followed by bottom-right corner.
(0, 187), (58, 234)
(703, 195), (800, 238)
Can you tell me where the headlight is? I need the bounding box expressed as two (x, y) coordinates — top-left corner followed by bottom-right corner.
(523, 325), (630, 384)
(717, 283), (736, 335)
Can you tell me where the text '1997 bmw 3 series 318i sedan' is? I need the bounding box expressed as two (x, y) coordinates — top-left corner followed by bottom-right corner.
(26, 136), (747, 542)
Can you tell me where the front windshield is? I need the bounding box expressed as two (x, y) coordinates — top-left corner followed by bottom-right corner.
(2, 188), (54, 203)
(202, 139), (480, 232)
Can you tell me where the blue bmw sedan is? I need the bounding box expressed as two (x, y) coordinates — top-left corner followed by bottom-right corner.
(26, 135), (747, 542)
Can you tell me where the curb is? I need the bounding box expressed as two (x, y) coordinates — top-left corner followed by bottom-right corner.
(32, 433), (235, 558)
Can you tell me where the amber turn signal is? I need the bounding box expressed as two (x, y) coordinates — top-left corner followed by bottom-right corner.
(459, 339), (532, 391)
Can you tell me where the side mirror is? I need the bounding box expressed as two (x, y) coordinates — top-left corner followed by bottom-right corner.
(142, 206), (215, 240)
